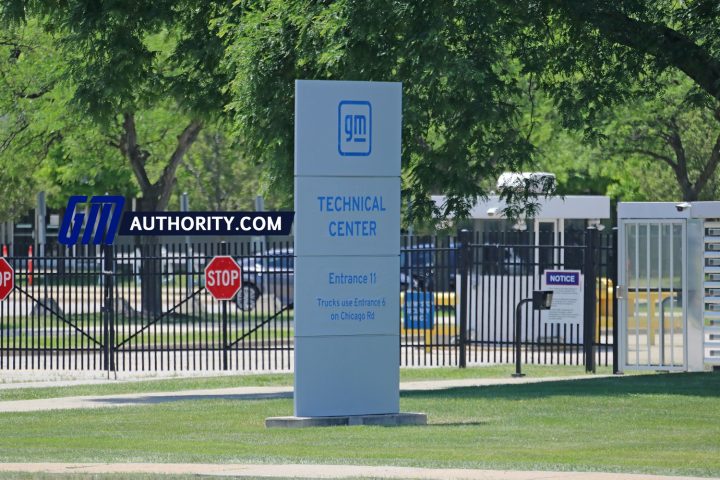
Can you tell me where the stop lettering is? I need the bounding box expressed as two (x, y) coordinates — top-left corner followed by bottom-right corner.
(206, 269), (240, 287)
(0, 258), (14, 301)
(204, 256), (242, 300)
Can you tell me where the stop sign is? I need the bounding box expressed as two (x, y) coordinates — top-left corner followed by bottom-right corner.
(0, 258), (14, 301)
(205, 256), (242, 301)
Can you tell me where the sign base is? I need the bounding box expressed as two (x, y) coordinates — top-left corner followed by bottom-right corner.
(265, 412), (427, 428)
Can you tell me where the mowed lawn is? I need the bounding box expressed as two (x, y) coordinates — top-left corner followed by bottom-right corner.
(0, 364), (606, 402)
(0, 372), (718, 477)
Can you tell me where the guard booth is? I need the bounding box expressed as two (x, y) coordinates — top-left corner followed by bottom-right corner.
(618, 202), (720, 372)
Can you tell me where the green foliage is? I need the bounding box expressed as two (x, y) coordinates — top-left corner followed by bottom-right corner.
(176, 128), (291, 211)
(0, 1), (234, 217)
(533, 72), (720, 202)
(601, 75), (720, 201)
(223, 0), (534, 222)
(2, 0), (719, 220)
(3, 1), (230, 123)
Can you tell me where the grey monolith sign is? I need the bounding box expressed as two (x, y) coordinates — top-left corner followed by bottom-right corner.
(293, 80), (401, 417)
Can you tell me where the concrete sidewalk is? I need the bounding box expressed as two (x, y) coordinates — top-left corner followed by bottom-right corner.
(0, 375), (609, 413)
(0, 462), (712, 480)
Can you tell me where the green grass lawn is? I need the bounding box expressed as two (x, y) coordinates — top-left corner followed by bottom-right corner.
(0, 372), (718, 477)
(0, 365), (608, 402)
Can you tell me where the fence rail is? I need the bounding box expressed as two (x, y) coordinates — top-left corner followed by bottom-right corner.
(0, 231), (617, 372)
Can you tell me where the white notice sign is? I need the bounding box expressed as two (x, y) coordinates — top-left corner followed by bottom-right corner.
(541, 270), (584, 324)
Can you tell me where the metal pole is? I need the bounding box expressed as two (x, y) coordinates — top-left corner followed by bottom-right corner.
(221, 241), (229, 371)
(458, 229), (471, 368)
(584, 227), (598, 373)
(254, 195), (267, 254)
(7, 221), (13, 256)
(513, 298), (531, 377)
(36, 192), (46, 258)
(180, 192), (192, 296)
(103, 243), (115, 373)
(612, 228), (620, 374)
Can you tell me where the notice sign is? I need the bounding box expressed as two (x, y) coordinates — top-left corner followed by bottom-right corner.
(541, 270), (583, 324)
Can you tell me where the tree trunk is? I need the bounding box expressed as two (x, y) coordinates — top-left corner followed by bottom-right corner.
(119, 113), (202, 316)
(136, 196), (164, 317)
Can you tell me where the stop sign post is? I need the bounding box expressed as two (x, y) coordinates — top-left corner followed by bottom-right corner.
(205, 256), (242, 301)
(205, 254), (242, 371)
(0, 258), (14, 301)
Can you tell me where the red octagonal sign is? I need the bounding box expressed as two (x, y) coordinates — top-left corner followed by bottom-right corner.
(205, 256), (242, 301)
(0, 257), (14, 301)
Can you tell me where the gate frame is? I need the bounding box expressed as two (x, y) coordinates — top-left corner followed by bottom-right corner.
(617, 202), (706, 372)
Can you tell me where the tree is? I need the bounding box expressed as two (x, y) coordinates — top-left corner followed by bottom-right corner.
(1, 2), (230, 314)
(222, 0), (535, 223)
(222, 0), (720, 219)
(602, 76), (720, 201)
(4, 0), (720, 226)
(527, 76), (719, 203)
(176, 128), (292, 212)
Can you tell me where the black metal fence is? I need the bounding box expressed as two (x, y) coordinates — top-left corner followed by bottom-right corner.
(399, 229), (616, 371)
(0, 230), (617, 372)
(0, 241), (294, 371)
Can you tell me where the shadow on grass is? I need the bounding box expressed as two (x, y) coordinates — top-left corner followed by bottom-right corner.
(90, 391), (292, 405)
(401, 372), (720, 400)
(426, 421), (488, 427)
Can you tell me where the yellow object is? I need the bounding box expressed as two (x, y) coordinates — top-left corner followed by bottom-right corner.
(400, 324), (458, 352)
(596, 278), (682, 345)
(596, 277), (614, 342)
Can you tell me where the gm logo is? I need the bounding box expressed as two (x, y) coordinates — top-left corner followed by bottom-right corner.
(58, 195), (125, 246)
(338, 100), (372, 156)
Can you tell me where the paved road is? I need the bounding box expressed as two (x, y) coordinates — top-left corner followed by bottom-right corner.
(0, 462), (712, 480)
(0, 375), (610, 412)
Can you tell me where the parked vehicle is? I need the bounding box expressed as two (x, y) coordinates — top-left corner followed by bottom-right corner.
(235, 248), (294, 311)
(401, 243), (435, 291)
(401, 241), (459, 291)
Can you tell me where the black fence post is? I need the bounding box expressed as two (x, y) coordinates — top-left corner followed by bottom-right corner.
(457, 229), (471, 368)
(102, 243), (115, 373)
(221, 241), (229, 371)
(611, 228), (620, 374)
(583, 227), (598, 373)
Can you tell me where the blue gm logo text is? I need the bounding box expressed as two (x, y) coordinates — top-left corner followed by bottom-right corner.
(59, 195), (125, 246)
(338, 100), (371, 156)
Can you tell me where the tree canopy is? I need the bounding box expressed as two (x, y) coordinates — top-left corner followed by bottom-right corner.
(1, 0), (718, 222)
(223, 0), (720, 220)
(0, 1), (231, 218)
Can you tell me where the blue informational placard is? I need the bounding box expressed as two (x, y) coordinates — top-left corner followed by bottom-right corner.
(403, 291), (435, 330)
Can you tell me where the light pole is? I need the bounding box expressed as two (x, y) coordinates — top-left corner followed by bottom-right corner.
(513, 290), (554, 377)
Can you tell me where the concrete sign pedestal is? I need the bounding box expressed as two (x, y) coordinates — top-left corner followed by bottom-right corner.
(266, 412), (427, 428)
